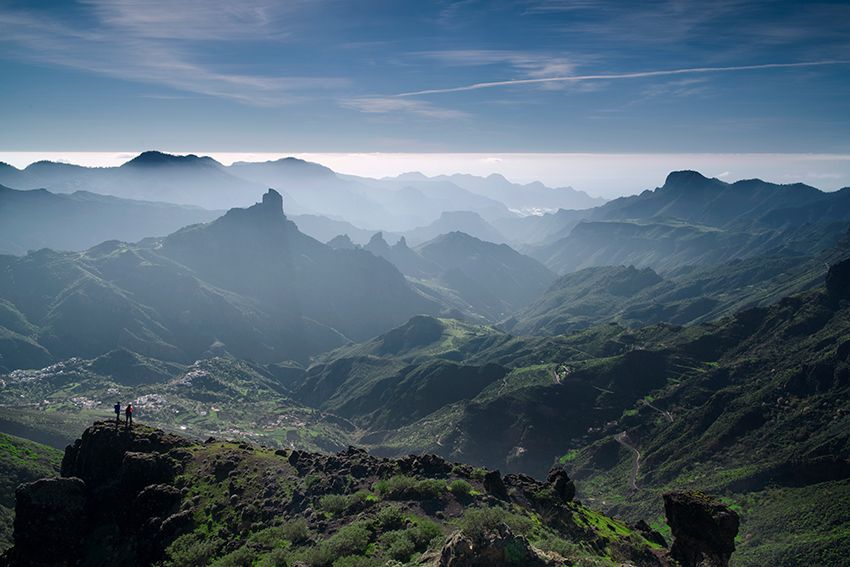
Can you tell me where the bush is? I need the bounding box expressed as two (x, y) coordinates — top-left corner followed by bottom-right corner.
(319, 494), (350, 515)
(164, 533), (220, 567)
(377, 516), (442, 562)
(280, 518), (311, 544)
(294, 521), (373, 567)
(456, 507), (535, 539)
(375, 505), (405, 531)
(320, 490), (377, 516)
(332, 557), (384, 567)
(406, 516), (443, 549)
(248, 519), (309, 549)
(210, 546), (257, 567)
(256, 547), (291, 567)
(327, 522), (372, 557)
(374, 475), (445, 500)
(380, 530), (416, 561)
(448, 479), (473, 498)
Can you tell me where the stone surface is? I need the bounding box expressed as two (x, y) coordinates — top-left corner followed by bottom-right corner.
(664, 491), (739, 567)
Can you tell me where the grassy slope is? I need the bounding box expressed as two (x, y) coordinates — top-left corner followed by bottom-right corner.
(0, 433), (62, 551)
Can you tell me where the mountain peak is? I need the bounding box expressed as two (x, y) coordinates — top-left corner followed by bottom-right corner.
(123, 151), (221, 168)
(262, 188), (283, 212)
(663, 170), (712, 186)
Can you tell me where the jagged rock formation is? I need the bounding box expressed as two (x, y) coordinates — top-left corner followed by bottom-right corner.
(1, 422), (674, 566)
(664, 491), (740, 567)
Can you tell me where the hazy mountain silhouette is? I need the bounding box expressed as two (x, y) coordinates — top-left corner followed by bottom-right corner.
(0, 190), (437, 369)
(527, 171), (850, 273)
(0, 184), (220, 255)
(403, 211), (506, 245)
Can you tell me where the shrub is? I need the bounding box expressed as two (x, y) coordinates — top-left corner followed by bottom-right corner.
(374, 475), (445, 500)
(406, 516), (443, 549)
(319, 494), (349, 515)
(377, 516), (442, 562)
(332, 557), (384, 567)
(256, 547), (291, 567)
(319, 490), (377, 516)
(210, 546), (257, 567)
(280, 518), (311, 544)
(380, 530), (416, 561)
(456, 507), (535, 539)
(327, 522), (372, 557)
(375, 505), (405, 531)
(248, 519), (309, 548)
(448, 479), (473, 498)
(164, 533), (220, 567)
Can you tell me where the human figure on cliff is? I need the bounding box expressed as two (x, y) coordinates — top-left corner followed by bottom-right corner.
(114, 402), (121, 424)
(125, 403), (133, 428)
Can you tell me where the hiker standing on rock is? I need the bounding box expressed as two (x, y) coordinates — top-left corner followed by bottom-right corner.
(114, 402), (121, 424)
(125, 403), (133, 428)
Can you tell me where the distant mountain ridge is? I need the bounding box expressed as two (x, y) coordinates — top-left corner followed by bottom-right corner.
(0, 151), (606, 232)
(525, 171), (850, 274)
(362, 230), (556, 321)
(0, 184), (220, 255)
(0, 190), (436, 370)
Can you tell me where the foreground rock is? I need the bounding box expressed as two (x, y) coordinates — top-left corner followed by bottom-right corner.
(2, 421), (676, 566)
(427, 523), (561, 566)
(664, 491), (740, 567)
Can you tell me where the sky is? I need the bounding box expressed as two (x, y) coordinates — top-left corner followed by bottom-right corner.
(1, 0), (850, 195)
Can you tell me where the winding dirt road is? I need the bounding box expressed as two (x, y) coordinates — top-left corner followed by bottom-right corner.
(614, 431), (641, 491)
(641, 399), (674, 423)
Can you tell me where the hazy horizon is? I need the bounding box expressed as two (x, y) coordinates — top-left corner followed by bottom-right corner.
(2, 151), (849, 199)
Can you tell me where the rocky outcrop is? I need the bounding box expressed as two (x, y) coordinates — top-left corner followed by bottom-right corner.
(3, 421), (676, 567)
(429, 524), (560, 567)
(2, 422), (193, 567)
(546, 465), (576, 502)
(10, 478), (87, 566)
(826, 257), (850, 300)
(664, 491), (739, 567)
(483, 469), (509, 500)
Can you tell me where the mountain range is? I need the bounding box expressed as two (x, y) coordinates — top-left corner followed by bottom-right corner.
(0, 152), (604, 233)
(0, 159), (849, 565)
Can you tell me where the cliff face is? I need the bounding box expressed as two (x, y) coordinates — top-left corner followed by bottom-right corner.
(1, 422), (738, 566)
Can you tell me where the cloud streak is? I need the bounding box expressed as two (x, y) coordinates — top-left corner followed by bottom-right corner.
(340, 97), (469, 119)
(0, 3), (344, 107)
(396, 60), (849, 97)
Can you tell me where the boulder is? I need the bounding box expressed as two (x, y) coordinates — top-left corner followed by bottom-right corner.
(664, 491), (739, 567)
(546, 466), (576, 502)
(483, 470), (509, 500)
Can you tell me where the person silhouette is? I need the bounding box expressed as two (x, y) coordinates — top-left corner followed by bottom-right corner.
(125, 403), (133, 428)
(114, 402), (121, 424)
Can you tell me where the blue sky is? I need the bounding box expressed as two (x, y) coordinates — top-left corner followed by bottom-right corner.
(1, 0), (849, 155)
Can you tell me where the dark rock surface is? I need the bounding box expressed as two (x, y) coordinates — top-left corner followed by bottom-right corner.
(664, 491), (739, 567)
(826, 257), (850, 300)
(11, 477), (87, 566)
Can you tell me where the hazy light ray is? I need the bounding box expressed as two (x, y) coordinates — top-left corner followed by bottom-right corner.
(396, 60), (849, 97)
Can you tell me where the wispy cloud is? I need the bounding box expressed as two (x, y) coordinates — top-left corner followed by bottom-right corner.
(340, 97), (469, 119)
(81, 0), (293, 40)
(396, 60), (848, 97)
(0, 2), (344, 106)
(416, 50), (578, 79)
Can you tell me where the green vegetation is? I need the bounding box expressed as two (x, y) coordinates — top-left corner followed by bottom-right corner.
(373, 475), (445, 501)
(0, 434), (62, 551)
